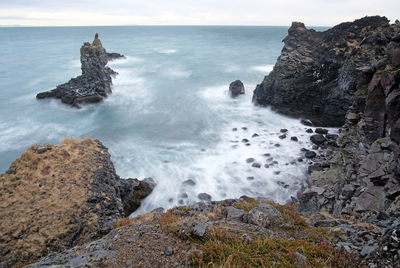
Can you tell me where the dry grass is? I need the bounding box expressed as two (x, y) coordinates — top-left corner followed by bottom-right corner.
(191, 227), (365, 268)
(113, 212), (157, 228)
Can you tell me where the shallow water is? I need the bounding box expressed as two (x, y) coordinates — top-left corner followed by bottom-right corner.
(0, 26), (328, 214)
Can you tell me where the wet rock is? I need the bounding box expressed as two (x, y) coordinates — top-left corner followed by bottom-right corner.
(246, 176), (255, 180)
(306, 128), (313, 133)
(241, 127), (247, 130)
(252, 133), (259, 138)
(310, 134), (326, 145)
(246, 158), (255, 163)
(280, 129), (288, 133)
(305, 151), (317, 159)
(291, 136), (298, 141)
(183, 179), (196, 186)
(279, 134), (287, 139)
(245, 203), (283, 228)
(301, 119), (313, 126)
(308, 163), (323, 173)
(242, 138), (249, 143)
(198, 193), (212, 201)
(229, 80), (245, 97)
(274, 143), (281, 147)
(315, 128), (328, 134)
(252, 163), (261, 168)
(232, 128), (238, 131)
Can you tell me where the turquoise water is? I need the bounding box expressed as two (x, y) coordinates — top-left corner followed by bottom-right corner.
(0, 26), (322, 213)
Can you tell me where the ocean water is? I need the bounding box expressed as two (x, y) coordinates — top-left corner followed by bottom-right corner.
(0, 26), (327, 214)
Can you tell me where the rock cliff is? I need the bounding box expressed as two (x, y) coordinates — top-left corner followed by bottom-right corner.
(0, 138), (153, 268)
(253, 16), (396, 127)
(36, 34), (124, 107)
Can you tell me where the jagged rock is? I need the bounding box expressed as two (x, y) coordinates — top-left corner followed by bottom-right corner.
(229, 80), (245, 97)
(253, 16), (392, 126)
(245, 203), (283, 227)
(315, 128), (328, 134)
(198, 193), (212, 201)
(120, 177), (155, 216)
(305, 151), (317, 159)
(36, 34), (124, 107)
(0, 138), (153, 268)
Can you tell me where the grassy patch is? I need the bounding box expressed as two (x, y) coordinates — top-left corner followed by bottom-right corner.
(191, 227), (364, 268)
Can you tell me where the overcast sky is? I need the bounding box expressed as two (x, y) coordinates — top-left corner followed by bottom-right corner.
(0, 0), (399, 27)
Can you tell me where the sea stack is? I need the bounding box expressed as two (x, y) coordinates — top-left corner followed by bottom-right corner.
(229, 80), (245, 97)
(36, 33), (124, 107)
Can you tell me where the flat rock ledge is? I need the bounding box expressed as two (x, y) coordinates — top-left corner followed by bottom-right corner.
(0, 138), (154, 267)
(36, 33), (124, 107)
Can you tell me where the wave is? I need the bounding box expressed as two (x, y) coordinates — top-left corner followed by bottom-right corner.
(158, 49), (177, 54)
(251, 65), (274, 74)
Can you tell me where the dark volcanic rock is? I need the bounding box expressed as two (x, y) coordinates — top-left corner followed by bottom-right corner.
(253, 16), (392, 126)
(229, 80), (245, 97)
(36, 33), (124, 107)
(310, 134), (326, 145)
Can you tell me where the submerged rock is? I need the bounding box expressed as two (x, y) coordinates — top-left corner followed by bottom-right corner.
(229, 80), (245, 97)
(36, 33), (124, 107)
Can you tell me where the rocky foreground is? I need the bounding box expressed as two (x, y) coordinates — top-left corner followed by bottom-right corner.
(36, 34), (124, 107)
(0, 138), (154, 267)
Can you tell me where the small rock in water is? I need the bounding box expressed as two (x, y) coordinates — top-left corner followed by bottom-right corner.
(246, 158), (255, 163)
(274, 143), (281, 147)
(242, 127), (247, 130)
(279, 134), (287, 139)
(301, 119), (313, 126)
(306, 128), (313, 133)
(183, 179), (196, 186)
(252, 133), (259, 138)
(280, 129), (288, 133)
(310, 134), (326, 145)
(241, 138), (249, 143)
(315, 128), (328, 134)
(245, 143), (251, 146)
(305, 151), (317, 159)
(180, 192), (188, 198)
(168, 198), (174, 203)
(297, 157), (304, 162)
(198, 193), (212, 201)
(232, 128), (238, 131)
(263, 153), (271, 157)
(312, 145), (319, 150)
(252, 163), (261, 168)
(274, 171), (281, 175)
(264, 164), (270, 168)
(291, 136), (298, 141)
(247, 176), (255, 180)
(229, 80), (245, 97)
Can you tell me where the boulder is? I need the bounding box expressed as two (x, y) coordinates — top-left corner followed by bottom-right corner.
(229, 80), (245, 97)
(245, 203), (283, 228)
(310, 134), (326, 145)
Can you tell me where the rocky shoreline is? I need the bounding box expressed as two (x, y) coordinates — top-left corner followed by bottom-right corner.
(1, 16), (400, 267)
(36, 34), (124, 107)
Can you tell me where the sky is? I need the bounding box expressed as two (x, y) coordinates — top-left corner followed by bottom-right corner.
(0, 0), (399, 27)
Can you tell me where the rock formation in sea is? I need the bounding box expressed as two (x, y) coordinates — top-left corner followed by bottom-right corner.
(229, 80), (245, 97)
(0, 138), (154, 267)
(249, 16), (399, 266)
(253, 16), (396, 127)
(36, 34), (124, 107)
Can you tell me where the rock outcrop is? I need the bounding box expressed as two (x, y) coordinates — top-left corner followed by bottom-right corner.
(253, 16), (396, 126)
(26, 198), (363, 267)
(36, 34), (124, 107)
(0, 138), (153, 267)
(229, 80), (245, 97)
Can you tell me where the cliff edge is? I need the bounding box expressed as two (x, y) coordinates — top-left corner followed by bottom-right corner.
(0, 138), (153, 267)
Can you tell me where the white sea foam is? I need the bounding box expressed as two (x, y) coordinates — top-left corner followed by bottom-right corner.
(158, 49), (177, 54)
(252, 65), (274, 74)
(108, 56), (144, 66)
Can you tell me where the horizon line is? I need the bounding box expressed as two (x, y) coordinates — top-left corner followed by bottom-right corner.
(0, 24), (332, 28)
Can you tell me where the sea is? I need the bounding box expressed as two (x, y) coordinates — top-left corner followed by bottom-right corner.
(0, 26), (329, 215)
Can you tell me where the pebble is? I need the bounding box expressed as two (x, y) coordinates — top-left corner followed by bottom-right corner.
(280, 129), (288, 133)
(252, 163), (261, 168)
(246, 158), (255, 163)
(291, 136), (298, 141)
